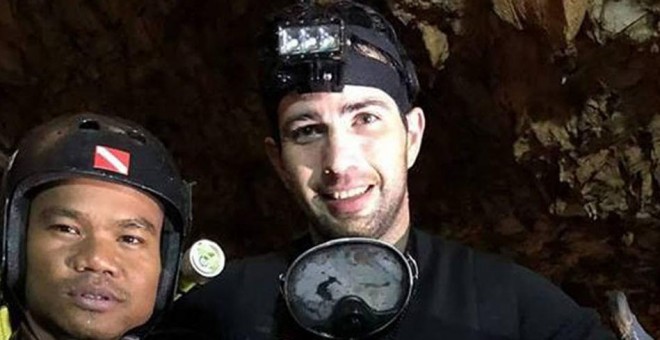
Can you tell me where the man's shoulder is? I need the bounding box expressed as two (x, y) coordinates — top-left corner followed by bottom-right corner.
(182, 250), (288, 302)
(415, 228), (578, 304)
(414, 228), (518, 277)
(160, 250), (289, 337)
(227, 250), (290, 276)
(412, 228), (615, 339)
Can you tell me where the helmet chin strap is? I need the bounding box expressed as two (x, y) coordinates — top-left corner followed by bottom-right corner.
(10, 296), (46, 340)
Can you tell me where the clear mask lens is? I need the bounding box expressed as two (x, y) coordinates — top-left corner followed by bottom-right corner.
(281, 238), (416, 339)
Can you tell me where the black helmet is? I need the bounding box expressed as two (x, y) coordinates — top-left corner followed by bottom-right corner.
(0, 113), (191, 336)
(260, 0), (419, 135)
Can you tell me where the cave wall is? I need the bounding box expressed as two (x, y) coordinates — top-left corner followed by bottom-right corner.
(0, 0), (658, 336)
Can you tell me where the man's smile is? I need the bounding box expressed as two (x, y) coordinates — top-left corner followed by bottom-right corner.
(318, 185), (376, 215)
(321, 185), (372, 200)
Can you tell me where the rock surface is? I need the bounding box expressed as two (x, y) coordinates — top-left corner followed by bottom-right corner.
(0, 0), (657, 336)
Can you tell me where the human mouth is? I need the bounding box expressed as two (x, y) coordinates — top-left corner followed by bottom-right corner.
(326, 186), (371, 200)
(68, 286), (123, 313)
(320, 185), (374, 215)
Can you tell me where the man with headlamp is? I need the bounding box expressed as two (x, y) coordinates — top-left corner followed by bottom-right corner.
(0, 113), (198, 339)
(164, 1), (615, 339)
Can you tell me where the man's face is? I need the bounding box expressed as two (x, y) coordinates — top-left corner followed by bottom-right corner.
(266, 85), (425, 245)
(25, 178), (164, 340)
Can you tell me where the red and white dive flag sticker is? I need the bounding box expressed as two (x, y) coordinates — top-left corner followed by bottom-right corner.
(93, 145), (131, 175)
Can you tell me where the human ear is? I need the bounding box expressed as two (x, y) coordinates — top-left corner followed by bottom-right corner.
(404, 107), (426, 169)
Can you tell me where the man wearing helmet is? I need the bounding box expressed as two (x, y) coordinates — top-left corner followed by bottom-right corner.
(165, 1), (615, 339)
(1, 113), (191, 339)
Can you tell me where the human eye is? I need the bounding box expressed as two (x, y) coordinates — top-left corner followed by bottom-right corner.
(118, 234), (145, 246)
(353, 112), (380, 126)
(48, 224), (80, 236)
(289, 124), (326, 144)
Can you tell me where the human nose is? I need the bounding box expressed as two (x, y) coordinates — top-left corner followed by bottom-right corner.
(321, 129), (360, 183)
(69, 236), (119, 277)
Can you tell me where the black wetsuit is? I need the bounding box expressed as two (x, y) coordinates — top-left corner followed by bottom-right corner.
(160, 228), (615, 339)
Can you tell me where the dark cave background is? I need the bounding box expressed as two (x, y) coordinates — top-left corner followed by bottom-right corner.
(0, 0), (658, 336)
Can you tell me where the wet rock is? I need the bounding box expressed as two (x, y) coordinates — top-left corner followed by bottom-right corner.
(0, 0), (658, 336)
(588, 0), (659, 44)
(492, 0), (590, 46)
(417, 21), (449, 69)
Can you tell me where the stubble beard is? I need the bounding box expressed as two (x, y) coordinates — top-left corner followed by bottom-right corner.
(306, 175), (408, 242)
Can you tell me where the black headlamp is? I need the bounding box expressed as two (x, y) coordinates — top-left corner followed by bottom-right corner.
(277, 20), (344, 58)
(275, 17), (347, 93)
(261, 0), (420, 118)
